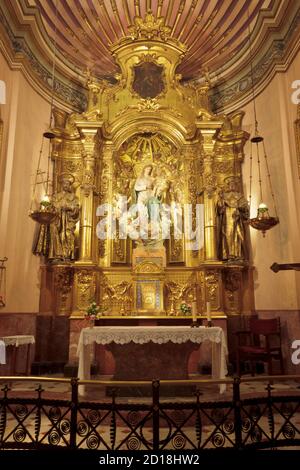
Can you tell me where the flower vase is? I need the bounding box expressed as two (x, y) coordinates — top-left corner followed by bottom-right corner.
(89, 318), (95, 329)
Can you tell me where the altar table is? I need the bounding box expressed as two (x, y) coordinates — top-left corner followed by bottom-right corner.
(0, 335), (35, 375)
(77, 326), (228, 395)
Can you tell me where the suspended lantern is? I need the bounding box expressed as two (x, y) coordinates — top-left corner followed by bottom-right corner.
(29, 0), (58, 225)
(29, 136), (57, 225)
(246, 11), (279, 237)
(248, 133), (279, 237)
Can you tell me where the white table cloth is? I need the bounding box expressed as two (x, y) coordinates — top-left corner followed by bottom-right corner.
(0, 335), (35, 347)
(0, 340), (5, 364)
(77, 326), (228, 395)
(0, 335), (35, 374)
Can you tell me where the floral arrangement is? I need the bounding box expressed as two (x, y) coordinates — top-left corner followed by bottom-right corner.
(85, 301), (106, 320)
(179, 302), (192, 315)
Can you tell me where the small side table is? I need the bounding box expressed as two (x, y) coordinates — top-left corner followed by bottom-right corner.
(0, 335), (35, 375)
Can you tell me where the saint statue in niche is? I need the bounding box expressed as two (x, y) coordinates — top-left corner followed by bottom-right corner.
(216, 176), (249, 261)
(33, 174), (80, 261)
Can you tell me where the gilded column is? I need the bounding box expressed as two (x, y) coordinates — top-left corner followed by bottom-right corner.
(98, 142), (114, 267)
(76, 123), (101, 264)
(198, 125), (222, 261)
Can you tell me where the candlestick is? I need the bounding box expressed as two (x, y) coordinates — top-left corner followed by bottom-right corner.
(206, 301), (211, 322)
(192, 300), (197, 323)
(190, 299), (199, 327)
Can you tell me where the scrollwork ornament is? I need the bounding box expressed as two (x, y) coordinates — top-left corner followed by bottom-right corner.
(48, 430), (61, 446)
(54, 267), (74, 297)
(60, 419), (71, 435)
(205, 270), (219, 304)
(203, 171), (217, 198)
(77, 269), (96, 311)
(127, 436), (141, 450)
(87, 410), (101, 425)
(13, 427), (26, 442)
(87, 433), (100, 449)
(81, 169), (95, 196)
(172, 434), (186, 449)
(77, 421), (89, 436)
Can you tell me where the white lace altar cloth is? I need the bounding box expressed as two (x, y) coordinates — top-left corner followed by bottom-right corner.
(0, 340), (5, 364)
(0, 335), (35, 347)
(77, 326), (228, 395)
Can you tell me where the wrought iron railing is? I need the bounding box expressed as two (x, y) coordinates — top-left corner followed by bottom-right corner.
(0, 375), (300, 450)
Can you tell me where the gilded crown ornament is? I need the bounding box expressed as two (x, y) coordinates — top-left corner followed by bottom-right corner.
(128, 10), (171, 41)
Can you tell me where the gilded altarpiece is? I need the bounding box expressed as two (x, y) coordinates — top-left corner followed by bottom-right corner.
(38, 12), (254, 328)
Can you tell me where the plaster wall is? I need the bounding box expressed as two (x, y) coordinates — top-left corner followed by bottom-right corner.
(240, 49), (300, 310)
(0, 51), (50, 313)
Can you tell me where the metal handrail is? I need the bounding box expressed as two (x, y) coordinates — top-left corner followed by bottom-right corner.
(0, 374), (300, 386)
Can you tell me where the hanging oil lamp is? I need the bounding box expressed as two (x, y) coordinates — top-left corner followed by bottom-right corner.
(29, 1), (58, 224)
(246, 11), (279, 237)
(248, 130), (279, 237)
(29, 137), (57, 225)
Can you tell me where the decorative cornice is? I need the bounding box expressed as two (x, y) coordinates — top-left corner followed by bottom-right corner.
(210, 5), (300, 112)
(0, 7), (86, 112)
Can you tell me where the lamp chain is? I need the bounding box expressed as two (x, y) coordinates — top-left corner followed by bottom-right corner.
(247, 7), (259, 137)
(256, 142), (264, 204)
(30, 137), (44, 212)
(48, 0), (58, 129)
(249, 140), (253, 214)
(262, 141), (279, 218)
(46, 139), (52, 197)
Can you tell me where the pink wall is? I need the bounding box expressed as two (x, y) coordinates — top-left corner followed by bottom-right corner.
(239, 50), (300, 312)
(0, 52), (51, 313)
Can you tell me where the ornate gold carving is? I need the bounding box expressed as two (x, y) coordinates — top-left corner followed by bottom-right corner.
(165, 274), (196, 316)
(223, 268), (242, 313)
(81, 168), (95, 196)
(214, 161), (233, 175)
(98, 239), (106, 259)
(134, 261), (164, 274)
(224, 270), (240, 298)
(205, 270), (219, 307)
(36, 12), (252, 319)
(128, 10), (171, 41)
(170, 239), (183, 262)
(137, 98), (161, 111)
(54, 266), (74, 313)
(76, 269), (96, 311)
(100, 275), (132, 315)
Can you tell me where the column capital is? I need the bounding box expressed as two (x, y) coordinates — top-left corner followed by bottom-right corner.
(75, 121), (102, 158)
(197, 121), (222, 156)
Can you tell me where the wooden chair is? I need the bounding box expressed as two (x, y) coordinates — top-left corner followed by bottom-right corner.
(235, 317), (284, 376)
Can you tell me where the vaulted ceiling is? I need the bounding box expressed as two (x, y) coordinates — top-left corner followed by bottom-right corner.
(1, 0), (300, 112)
(34, 0), (267, 78)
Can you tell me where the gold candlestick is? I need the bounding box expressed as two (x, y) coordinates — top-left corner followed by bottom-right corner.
(191, 299), (199, 327)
